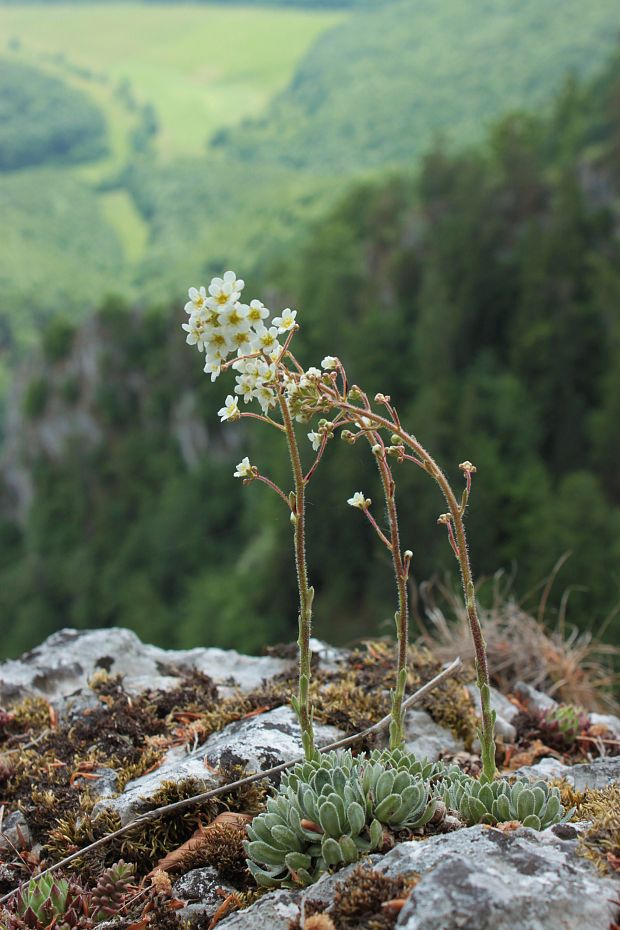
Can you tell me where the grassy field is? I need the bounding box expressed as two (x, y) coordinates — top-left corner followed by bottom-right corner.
(2, 0), (620, 335)
(0, 2), (342, 274)
(0, 3), (343, 161)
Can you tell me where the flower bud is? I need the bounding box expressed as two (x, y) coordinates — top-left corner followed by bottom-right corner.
(348, 386), (363, 401)
(459, 461), (477, 473)
(341, 429), (355, 444)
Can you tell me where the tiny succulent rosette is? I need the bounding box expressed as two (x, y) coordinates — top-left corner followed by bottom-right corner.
(438, 768), (575, 830)
(1, 860), (135, 929)
(244, 749), (438, 888)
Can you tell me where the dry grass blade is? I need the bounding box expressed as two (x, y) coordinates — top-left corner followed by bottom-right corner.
(416, 568), (620, 713)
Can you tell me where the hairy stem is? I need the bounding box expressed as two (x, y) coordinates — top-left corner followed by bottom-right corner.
(335, 398), (496, 778)
(278, 390), (316, 760)
(370, 437), (409, 749)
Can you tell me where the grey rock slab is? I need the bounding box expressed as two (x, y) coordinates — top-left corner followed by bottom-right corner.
(92, 746), (221, 826)
(174, 867), (237, 927)
(467, 683), (518, 742)
(216, 889), (300, 930)
(0, 627), (292, 705)
(514, 681), (558, 713)
(72, 766), (119, 802)
(467, 683), (519, 722)
(204, 706), (344, 775)
(174, 865), (234, 901)
(512, 756), (620, 791)
(0, 810), (31, 852)
(375, 825), (618, 930)
(404, 708), (464, 761)
(590, 712), (620, 739)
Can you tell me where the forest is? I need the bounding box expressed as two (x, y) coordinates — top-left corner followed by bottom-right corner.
(0, 48), (618, 658)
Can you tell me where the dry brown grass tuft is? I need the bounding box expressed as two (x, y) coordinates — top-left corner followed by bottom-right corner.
(413, 563), (620, 714)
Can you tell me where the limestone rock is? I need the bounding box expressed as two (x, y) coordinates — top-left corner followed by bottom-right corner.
(513, 755), (620, 791)
(404, 708), (464, 761)
(173, 867), (237, 927)
(204, 705), (344, 774)
(514, 681), (558, 713)
(93, 746), (220, 826)
(384, 825), (618, 930)
(217, 889), (300, 929)
(467, 682), (518, 742)
(0, 811), (31, 852)
(0, 627), (292, 704)
(590, 711), (620, 739)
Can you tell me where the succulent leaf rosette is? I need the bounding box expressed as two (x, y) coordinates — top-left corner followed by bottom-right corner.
(439, 768), (575, 830)
(244, 749), (438, 888)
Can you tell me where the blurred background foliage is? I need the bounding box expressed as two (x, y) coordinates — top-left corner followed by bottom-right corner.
(0, 0), (618, 657)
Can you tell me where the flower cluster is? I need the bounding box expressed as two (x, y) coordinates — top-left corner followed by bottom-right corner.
(183, 272), (298, 413)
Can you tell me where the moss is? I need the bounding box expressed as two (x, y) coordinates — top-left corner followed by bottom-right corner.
(299, 864), (419, 930)
(577, 784), (620, 874)
(46, 807), (124, 881)
(0, 641), (476, 900)
(335, 641), (477, 750)
(312, 672), (390, 750)
(3, 695), (51, 736)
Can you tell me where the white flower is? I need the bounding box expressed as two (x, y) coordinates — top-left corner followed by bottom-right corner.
(184, 286), (207, 315)
(252, 325), (281, 355)
(347, 491), (369, 509)
(254, 384), (277, 413)
(246, 299), (270, 326)
(234, 373), (257, 403)
(218, 394), (240, 422)
(234, 457), (254, 478)
(272, 308), (297, 333)
(207, 271), (244, 309)
(182, 315), (208, 351)
(203, 359), (221, 382)
(257, 360), (277, 384)
(321, 356), (338, 370)
(221, 302), (249, 329)
(228, 327), (253, 354)
(308, 430), (321, 451)
(233, 356), (259, 376)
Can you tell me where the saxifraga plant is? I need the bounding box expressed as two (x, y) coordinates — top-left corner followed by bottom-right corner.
(294, 375), (498, 779)
(180, 272), (516, 777)
(438, 767), (575, 830)
(244, 749), (438, 888)
(180, 275), (325, 760)
(180, 275), (422, 756)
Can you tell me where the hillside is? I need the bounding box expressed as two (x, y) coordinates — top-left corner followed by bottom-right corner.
(2, 0), (620, 354)
(74, 0), (620, 305)
(0, 58), (107, 170)
(0, 51), (618, 659)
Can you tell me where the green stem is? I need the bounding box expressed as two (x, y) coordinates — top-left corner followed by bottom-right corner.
(370, 438), (409, 750)
(337, 399), (496, 779)
(278, 390), (316, 761)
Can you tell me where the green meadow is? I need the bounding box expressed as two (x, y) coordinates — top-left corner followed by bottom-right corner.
(0, 3), (343, 161)
(0, 2), (343, 341)
(2, 0), (620, 356)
